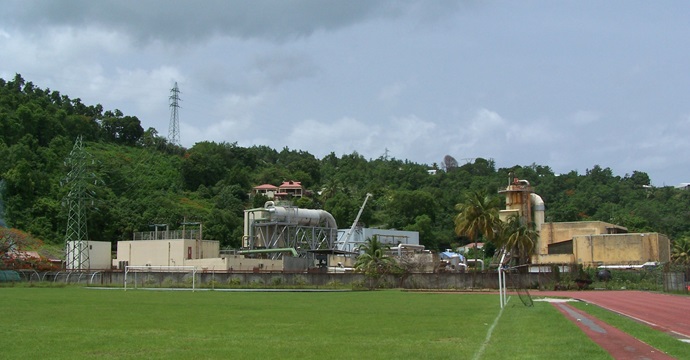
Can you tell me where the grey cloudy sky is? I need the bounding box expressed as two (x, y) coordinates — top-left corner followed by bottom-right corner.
(1, 1), (689, 186)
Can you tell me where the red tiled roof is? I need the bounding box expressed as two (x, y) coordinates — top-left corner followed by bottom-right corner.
(462, 243), (485, 249)
(279, 181), (302, 189)
(254, 184), (279, 190)
(8, 250), (41, 260)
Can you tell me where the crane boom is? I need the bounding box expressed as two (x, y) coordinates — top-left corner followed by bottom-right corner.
(339, 193), (372, 251)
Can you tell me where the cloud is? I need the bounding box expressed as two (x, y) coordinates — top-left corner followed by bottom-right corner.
(569, 110), (602, 126)
(282, 114), (438, 161)
(378, 82), (405, 105)
(246, 51), (319, 90)
(178, 91), (270, 147)
(285, 116), (374, 156)
(446, 108), (507, 151)
(377, 115), (438, 159)
(1, 1), (445, 44)
(0, 26), (125, 76)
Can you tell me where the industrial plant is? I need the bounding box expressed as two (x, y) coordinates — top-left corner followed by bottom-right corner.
(498, 176), (670, 270)
(62, 175), (670, 288)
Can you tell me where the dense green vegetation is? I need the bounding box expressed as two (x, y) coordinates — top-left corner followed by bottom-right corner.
(1, 74), (689, 254)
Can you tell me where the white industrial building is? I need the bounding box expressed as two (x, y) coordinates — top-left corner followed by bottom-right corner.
(334, 227), (420, 253)
(65, 240), (112, 270)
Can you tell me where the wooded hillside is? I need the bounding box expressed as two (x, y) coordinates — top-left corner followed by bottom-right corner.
(1, 74), (689, 253)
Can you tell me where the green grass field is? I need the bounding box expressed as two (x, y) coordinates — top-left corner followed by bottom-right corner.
(0, 287), (682, 359)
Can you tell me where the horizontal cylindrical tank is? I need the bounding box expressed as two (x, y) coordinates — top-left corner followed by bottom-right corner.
(264, 202), (337, 229)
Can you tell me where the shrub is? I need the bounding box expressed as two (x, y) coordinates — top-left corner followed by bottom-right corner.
(226, 277), (241, 286)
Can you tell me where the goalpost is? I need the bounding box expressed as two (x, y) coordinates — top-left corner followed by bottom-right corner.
(124, 265), (197, 291)
(499, 263), (534, 308)
(499, 264), (507, 308)
(498, 250), (509, 308)
(498, 250), (533, 308)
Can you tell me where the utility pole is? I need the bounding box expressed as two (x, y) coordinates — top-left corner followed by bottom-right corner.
(168, 82), (181, 146)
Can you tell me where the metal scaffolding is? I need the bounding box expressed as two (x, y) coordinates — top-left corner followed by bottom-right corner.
(247, 222), (337, 260)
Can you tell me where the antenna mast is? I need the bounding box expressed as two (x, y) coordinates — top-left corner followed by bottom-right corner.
(168, 82), (181, 146)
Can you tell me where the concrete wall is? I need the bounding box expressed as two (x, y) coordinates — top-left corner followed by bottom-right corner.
(572, 233), (670, 267)
(328, 254), (356, 268)
(75, 271), (522, 290)
(533, 222), (671, 267)
(114, 239), (220, 267)
(66, 241), (112, 270)
(88, 241), (113, 270)
(539, 221), (624, 255)
(535, 254), (575, 264)
(185, 255), (286, 272)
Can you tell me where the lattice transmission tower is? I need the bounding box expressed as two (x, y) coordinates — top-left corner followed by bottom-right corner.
(168, 82), (181, 146)
(63, 136), (97, 270)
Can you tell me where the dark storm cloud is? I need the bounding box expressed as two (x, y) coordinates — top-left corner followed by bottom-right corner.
(1, 0), (435, 43)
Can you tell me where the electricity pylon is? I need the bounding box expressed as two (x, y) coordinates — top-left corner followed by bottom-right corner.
(168, 82), (181, 146)
(63, 136), (96, 270)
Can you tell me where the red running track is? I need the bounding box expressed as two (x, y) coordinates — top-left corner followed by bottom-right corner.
(552, 302), (675, 360)
(533, 290), (690, 339)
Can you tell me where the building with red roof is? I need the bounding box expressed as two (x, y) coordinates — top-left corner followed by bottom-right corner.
(252, 181), (304, 199)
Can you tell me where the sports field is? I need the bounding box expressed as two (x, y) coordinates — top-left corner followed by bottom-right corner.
(0, 287), (685, 359)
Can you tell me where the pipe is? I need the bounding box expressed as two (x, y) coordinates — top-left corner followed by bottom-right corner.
(530, 193), (545, 232)
(243, 208), (268, 247)
(466, 258), (484, 270)
(393, 244), (426, 257)
(393, 244), (425, 250)
(265, 205), (337, 229)
(237, 248), (299, 257)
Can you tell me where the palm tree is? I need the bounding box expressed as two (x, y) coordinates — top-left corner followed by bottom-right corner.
(501, 214), (539, 266)
(320, 177), (342, 202)
(354, 236), (397, 289)
(672, 237), (690, 264)
(454, 190), (502, 264)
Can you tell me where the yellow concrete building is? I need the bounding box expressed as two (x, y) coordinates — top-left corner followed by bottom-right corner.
(114, 239), (220, 268)
(537, 221), (670, 267)
(499, 176), (671, 268)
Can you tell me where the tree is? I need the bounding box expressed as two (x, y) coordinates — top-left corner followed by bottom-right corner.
(499, 215), (539, 266)
(100, 114), (144, 145)
(454, 190), (501, 264)
(442, 155), (458, 171)
(181, 142), (229, 190)
(354, 236), (398, 289)
(383, 189), (437, 230)
(672, 237), (690, 264)
(0, 227), (43, 269)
